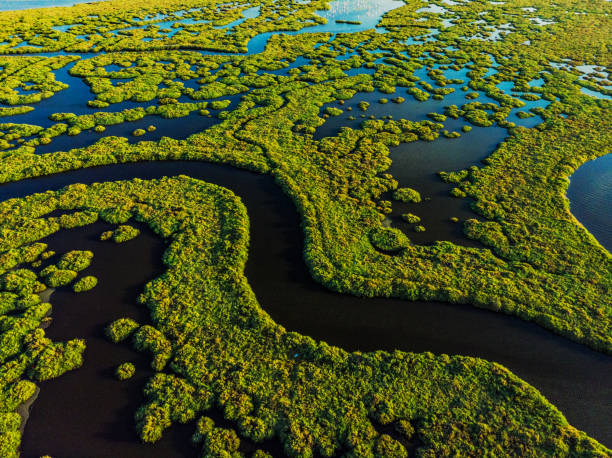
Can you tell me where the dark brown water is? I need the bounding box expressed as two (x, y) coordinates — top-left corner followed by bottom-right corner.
(1, 161), (610, 453)
(21, 221), (199, 458)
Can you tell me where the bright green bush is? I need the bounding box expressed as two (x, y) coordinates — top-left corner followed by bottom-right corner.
(106, 318), (139, 343)
(112, 225), (140, 243)
(28, 339), (86, 381)
(324, 107), (343, 116)
(57, 250), (93, 272)
(41, 267), (77, 288)
(116, 362), (135, 380)
(58, 211), (98, 229)
(401, 213), (421, 224)
(132, 325), (171, 371)
(99, 231), (113, 241)
(72, 276), (98, 293)
(369, 227), (410, 252)
(393, 187), (421, 203)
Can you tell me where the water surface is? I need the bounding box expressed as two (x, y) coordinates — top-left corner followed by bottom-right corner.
(0, 0), (105, 11)
(567, 154), (612, 252)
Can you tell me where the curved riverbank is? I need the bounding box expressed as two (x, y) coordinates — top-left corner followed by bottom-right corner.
(0, 160), (609, 448)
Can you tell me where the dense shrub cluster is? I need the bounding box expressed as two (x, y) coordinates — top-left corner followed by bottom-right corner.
(101, 225), (140, 243)
(72, 275), (98, 293)
(393, 187), (421, 204)
(56, 250), (93, 272)
(115, 362), (135, 380)
(106, 318), (139, 343)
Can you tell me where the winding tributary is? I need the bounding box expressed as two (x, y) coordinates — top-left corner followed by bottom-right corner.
(0, 160), (610, 452)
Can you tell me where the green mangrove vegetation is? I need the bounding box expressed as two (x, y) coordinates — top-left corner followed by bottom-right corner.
(0, 0), (609, 455)
(0, 176), (608, 456)
(115, 362), (135, 381)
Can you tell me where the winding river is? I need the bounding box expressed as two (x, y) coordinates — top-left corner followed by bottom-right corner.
(0, 160), (609, 456)
(1, 0), (611, 455)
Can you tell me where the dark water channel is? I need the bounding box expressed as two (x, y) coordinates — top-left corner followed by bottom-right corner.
(20, 221), (197, 457)
(0, 160), (609, 453)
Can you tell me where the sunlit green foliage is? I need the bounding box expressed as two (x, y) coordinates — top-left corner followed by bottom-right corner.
(57, 250), (93, 272)
(28, 339), (85, 382)
(109, 225), (140, 243)
(40, 267), (77, 288)
(116, 362), (135, 380)
(72, 275), (98, 293)
(401, 213), (420, 224)
(393, 187), (421, 204)
(0, 166), (608, 455)
(106, 318), (139, 343)
(370, 227), (410, 253)
(0, 176), (601, 455)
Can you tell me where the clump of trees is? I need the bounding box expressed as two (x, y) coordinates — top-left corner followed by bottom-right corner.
(393, 187), (421, 203)
(101, 225), (140, 243)
(369, 227), (410, 252)
(72, 275), (98, 292)
(106, 318), (140, 343)
(401, 213), (420, 224)
(116, 362), (135, 380)
(57, 250), (93, 272)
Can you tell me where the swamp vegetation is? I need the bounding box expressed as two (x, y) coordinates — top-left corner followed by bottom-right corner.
(0, 0), (609, 456)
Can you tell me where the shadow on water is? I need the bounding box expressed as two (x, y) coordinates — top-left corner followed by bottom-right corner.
(0, 160), (609, 451)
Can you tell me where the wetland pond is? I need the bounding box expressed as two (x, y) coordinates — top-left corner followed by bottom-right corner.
(567, 154), (612, 253)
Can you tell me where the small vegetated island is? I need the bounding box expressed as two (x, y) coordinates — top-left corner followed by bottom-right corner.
(0, 0), (609, 456)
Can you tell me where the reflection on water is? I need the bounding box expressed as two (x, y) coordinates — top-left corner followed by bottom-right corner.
(246, 0), (403, 53)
